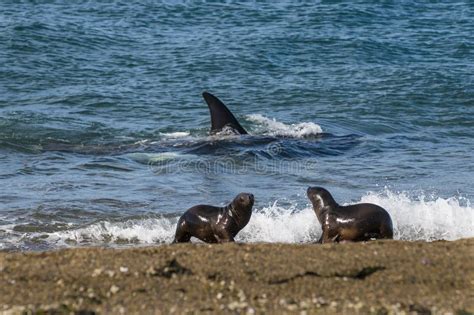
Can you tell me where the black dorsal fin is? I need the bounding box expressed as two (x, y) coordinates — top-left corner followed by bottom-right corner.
(202, 92), (248, 135)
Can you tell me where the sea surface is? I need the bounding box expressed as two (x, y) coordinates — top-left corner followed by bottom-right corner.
(0, 1), (473, 250)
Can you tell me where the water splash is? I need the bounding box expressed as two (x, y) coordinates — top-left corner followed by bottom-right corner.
(359, 190), (473, 241)
(1, 190), (472, 249)
(247, 114), (323, 138)
(46, 218), (177, 246)
(159, 132), (191, 139)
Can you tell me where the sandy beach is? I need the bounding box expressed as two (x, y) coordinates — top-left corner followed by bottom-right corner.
(1, 238), (473, 314)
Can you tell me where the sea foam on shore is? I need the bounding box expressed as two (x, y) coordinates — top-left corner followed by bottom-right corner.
(2, 190), (467, 249)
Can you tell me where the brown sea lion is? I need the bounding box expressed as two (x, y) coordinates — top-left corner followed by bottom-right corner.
(307, 187), (393, 243)
(173, 193), (254, 243)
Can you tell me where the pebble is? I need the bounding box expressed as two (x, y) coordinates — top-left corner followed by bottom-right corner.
(120, 266), (129, 273)
(106, 270), (115, 278)
(92, 268), (103, 277)
(146, 266), (156, 276)
(110, 285), (120, 294)
(312, 297), (327, 305)
(237, 289), (246, 302)
(299, 301), (309, 309)
(227, 301), (248, 311)
(286, 304), (297, 311)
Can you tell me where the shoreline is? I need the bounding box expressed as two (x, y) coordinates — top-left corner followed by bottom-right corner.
(1, 239), (473, 314)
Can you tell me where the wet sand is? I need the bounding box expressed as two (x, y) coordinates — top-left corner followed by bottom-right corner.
(1, 239), (473, 314)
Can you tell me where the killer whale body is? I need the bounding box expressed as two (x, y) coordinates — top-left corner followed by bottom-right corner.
(202, 92), (248, 135)
(38, 92), (248, 154)
(39, 92), (332, 155)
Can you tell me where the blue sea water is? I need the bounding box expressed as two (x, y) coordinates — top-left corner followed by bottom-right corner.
(0, 1), (473, 250)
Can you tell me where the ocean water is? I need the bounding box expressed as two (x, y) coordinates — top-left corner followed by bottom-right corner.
(0, 2), (473, 250)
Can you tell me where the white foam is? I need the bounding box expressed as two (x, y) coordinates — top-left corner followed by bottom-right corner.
(46, 218), (177, 246)
(126, 152), (182, 164)
(247, 114), (323, 138)
(4, 190), (473, 248)
(160, 131), (190, 139)
(41, 204), (319, 246)
(210, 125), (243, 137)
(359, 190), (474, 241)
(238, 202), (319, 243)
(136, 115), (321, 143)
(125, 152), (199, 169)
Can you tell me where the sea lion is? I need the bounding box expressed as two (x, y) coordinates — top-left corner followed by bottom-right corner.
(307, 187), (393, 243)
(173, 193), (254, 243)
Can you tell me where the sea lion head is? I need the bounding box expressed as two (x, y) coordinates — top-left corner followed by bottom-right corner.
(233, 192), (254, 210)
(228, 193), (254, 227)
(307, 186), (337, 212)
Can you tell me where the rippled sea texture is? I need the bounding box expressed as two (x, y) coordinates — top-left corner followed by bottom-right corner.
(0, 2), (473, 250)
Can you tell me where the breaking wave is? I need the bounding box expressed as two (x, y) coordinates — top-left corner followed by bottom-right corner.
(247, 114), (323, 138)
(1, 190), (471, 250)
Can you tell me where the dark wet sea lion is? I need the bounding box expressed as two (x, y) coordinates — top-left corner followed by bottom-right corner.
(173, 193), (254, 243)
(307, 187), (393, 243)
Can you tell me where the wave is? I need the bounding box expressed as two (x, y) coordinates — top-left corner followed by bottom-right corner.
(247, 114), (323, 138)
(0, 115), (322, 155)
(238, 202), (318, 243)
(154, 115), (323, 142)
(2, 190), (471, 250)
(125, 152), (188, 165)
(241, 190), (473, 242)
(46, 218), (177, 245)
(159, 131), (191, 139)
(359, 190), (473, 241)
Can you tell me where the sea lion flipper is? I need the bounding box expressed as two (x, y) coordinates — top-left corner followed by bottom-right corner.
(202, 92), (248, 135)
(216, 230), (235, 243)
(173, 218), (192, 243)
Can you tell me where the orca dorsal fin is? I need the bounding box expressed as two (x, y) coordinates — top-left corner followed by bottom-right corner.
(202, 92), (248, 135)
